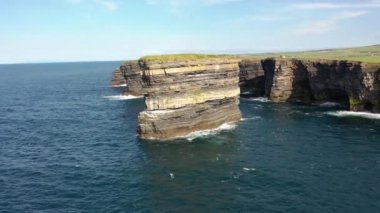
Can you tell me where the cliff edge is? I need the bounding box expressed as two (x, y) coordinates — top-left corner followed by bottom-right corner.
(240, 58), (380, 112)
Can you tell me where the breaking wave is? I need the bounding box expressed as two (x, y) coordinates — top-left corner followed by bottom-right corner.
(103, 95), (143, 100)
(241, 116), (262, 121)
(186, 123), (237, 141)
(112, 84), (127, 88)
(326, 111), (380, 120)
(245, 97), (269, 102)
(241, 91), (254, 95)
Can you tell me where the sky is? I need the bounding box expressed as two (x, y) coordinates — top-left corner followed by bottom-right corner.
(0, 0), (380, 63)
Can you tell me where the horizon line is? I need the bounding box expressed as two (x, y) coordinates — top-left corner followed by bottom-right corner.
(1, 43), (378, 65)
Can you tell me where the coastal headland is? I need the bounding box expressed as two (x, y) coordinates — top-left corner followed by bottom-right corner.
(112, 45), (380, 140)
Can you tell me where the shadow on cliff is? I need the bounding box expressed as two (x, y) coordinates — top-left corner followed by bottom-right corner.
(261, 58), (276, 98)
(288, 59), (313, 104)
(308, 60), (377, 111)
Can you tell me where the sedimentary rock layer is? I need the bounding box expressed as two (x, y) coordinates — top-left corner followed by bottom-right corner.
(137, 57), (242, 140)
(261, 59), (312, 103)
(138, 97), (241, 140)
(113, 56), (379, 140)
(110, 68), (127, 87)
(306, 60), (380, 112)
(260, 58), (380, 112)
(239, 59), (265, 96)
(121, 61), (146, 96)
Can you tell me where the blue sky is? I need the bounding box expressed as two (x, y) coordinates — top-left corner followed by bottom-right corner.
(0, 0), (380, 63)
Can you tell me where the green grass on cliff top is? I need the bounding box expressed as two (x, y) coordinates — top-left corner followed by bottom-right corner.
(244, 44), (380, 64)
(140, 54), (236, 62)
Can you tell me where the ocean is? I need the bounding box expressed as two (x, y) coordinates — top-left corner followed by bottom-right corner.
(0, 62), (379, 212)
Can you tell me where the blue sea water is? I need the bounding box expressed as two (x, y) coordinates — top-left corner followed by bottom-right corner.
(0, 62), (379, 213)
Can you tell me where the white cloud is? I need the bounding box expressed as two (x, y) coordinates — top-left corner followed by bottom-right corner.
(144, 0), (241, 7)
(66, 0), (85, 4)
(145, 0), (160, 5)
(202, 0), (241, 6)
(143, 0), (242, 16)
(96, 0), (118, 11)
(231, 15), (285, 25)
(290, 1), (380, 10)
(295, 10), (369, 35)
(67, 0), (118, 11)
(249, 15), (284, 22)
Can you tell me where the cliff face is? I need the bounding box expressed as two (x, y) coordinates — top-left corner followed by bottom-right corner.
(112, 55), (379, 141)
(137, 57), (242, 140)
(121, 61), (146, 96)
(260, 58), (380, 112)
(239, 59), (265, 96)
(262, 59), (313, 103)
(110, 68), (127, 87)
(306, 60), (380, 112)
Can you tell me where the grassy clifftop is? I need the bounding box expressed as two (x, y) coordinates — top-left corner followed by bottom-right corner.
(137, 45), (380, 64)
(244, 45), (380, 63)
(140, 54), (236, 62)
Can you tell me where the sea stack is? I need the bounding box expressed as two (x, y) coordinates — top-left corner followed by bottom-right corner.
(136, 55), (242, 140)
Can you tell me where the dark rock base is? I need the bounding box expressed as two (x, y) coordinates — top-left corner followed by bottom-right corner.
(138, 97), (242, 140)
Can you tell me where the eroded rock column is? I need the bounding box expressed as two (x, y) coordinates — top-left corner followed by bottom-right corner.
(137, 57), (242, 140)
(262, 58), (312, 103)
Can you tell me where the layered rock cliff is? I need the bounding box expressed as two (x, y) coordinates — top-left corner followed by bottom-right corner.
(306, 60), (380, 112)
(119, 61), (146, 96)
(260, 58), (380, 112)
(261, 58), (313, 103)
(110, 68), (127, 87)
(136, 56), (242, 140)
(239, 59), (265, 96)
(112, 55), (379, 141)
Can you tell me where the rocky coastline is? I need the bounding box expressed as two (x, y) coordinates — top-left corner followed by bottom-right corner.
(112, 55), (380, 140)
(121, 56), (242, 140)
(240, 58), (380, 112)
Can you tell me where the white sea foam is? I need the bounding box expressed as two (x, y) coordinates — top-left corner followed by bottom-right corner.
(248, 97), (269, 102)
(103, 95), (143, 100)
(327, 111), (380, 119)
(241, 91), (254, 95)
(141, 122), (238, 141)
(318, 102), (341, 107)
(186, 123), (237, 141)
(241, 116), (262, 121)
(169, 173), (175, 179)
(243, 167), (256, 171)
(112, 84), (127, 88)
